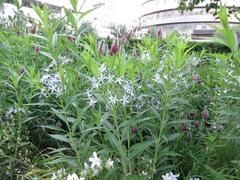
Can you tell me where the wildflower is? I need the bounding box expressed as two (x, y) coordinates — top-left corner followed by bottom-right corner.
(88, 97), (97, 107)
(92, 78), (100, 89)
(50, 173), (57, 180)
(121, 95), (129, 106)
(105, 159), (114, 169)
(131, 127), (138, 134)
(89, 152), (102, 169)
(190, 177), (201, 180)
(157, 28), (162, 38)
(181, 125), (188, 132)
(66, 173), (79, 180)
(109, 93), (118, 105)
(5, 106), (17, 118)
(194, 121), (199, 128)
(98, 40), (106, 55)
(162, 171), (179, 180)
(67, 35), (75, 42)
(30, 24), (36, 34)
(34, 45), (41, 53)
(115, 76), (124, 85)
(56, 121), (62, 128)
(193, 74), (201, 83)
(153, 74), (163, 84)
(106, 73), (115, 83)
(202, 106), (209, 119)
(141, 171), (148, 176)
(99, 64), (107, 74)
(110, 38), (119, 55)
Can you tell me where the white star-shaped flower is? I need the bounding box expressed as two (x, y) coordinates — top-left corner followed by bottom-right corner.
(162, 171), (179, 180)
(89, 152), (102, 169)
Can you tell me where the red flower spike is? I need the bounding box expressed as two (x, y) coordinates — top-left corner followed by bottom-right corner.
(30, 25), (36, 34)
(34, 45), (41, 53)
(202, 105), (209, 119)
(131, 127), (138, 134)
(67, 35), (75, 42)
(157, 28), (162, 38)
(193, 74), (201, 83)
(110, 38), (119, 55)
(194, 121), (199, 128)
(181, 125), (188, 132)
(56, 121), (62, 128)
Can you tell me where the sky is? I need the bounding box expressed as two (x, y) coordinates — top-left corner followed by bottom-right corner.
(38, 0), (141, 25)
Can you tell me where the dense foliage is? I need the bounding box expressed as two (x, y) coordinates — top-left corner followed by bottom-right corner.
(0, 1), (240, 180)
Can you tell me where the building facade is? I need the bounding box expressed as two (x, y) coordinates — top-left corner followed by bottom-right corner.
(139, 0), (240, 40)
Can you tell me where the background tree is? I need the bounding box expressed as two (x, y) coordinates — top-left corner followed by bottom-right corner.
(142, 0), (240, 16)
(178, 0), (240, 16)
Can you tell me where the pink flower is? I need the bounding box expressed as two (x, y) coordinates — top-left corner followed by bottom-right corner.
(34, 45), (41, 53)
(56, 121), (62, 128)
(157, 28), (162, 38)
(131, 127), (138, 134)
(194, 121), (199, 128)
(181, 125), (188, 132)
(110, 38), (119, 55)
(202, 106), (209, 119)
(67, 35), (75, 42)
(30, 25), (36, 34)
(193, 74), (201, 83)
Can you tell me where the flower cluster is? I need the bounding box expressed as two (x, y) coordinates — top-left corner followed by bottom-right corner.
(86, 64), (135, 108)
(5, 106), (26, 118)
(40, 72), (64, 97)
(50, 152), (114, 180)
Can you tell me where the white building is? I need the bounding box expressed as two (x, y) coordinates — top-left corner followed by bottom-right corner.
(139, 0), (240, 39)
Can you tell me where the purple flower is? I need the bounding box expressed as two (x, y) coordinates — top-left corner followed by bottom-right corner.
(202, 106), (209, 119)
(110, 38), (119, 55)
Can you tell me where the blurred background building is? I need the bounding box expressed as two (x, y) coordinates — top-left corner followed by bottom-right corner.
(139, 0), (240, 40)
(0, 0), (118, 37)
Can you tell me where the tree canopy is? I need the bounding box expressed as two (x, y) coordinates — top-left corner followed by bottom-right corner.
(178, 0), (240, 16)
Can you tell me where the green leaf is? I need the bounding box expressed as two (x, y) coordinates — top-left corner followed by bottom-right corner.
(40, 125), (66, 132)
(64, 8), (77, 31)
(130, 140), (155, 159)
(49, 134), (69, 143)
(47, 156), (78, 167)
(52, 32), (58, 49)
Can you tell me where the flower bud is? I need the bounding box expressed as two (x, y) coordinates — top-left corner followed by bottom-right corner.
(181, 125), (188, 132)
(131, 127), (138, 134)
(157, 28), (162, 38)
(56, 121), (62, 128)
(193, 74), (201, 83)
(110, 38), (119, 55)
(30, 25), (36, 34)
(67, 35), (75, 42)
(202, 105), (209, 119)
(34, 45), (41, 53)
(194, 121), (199, 128)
